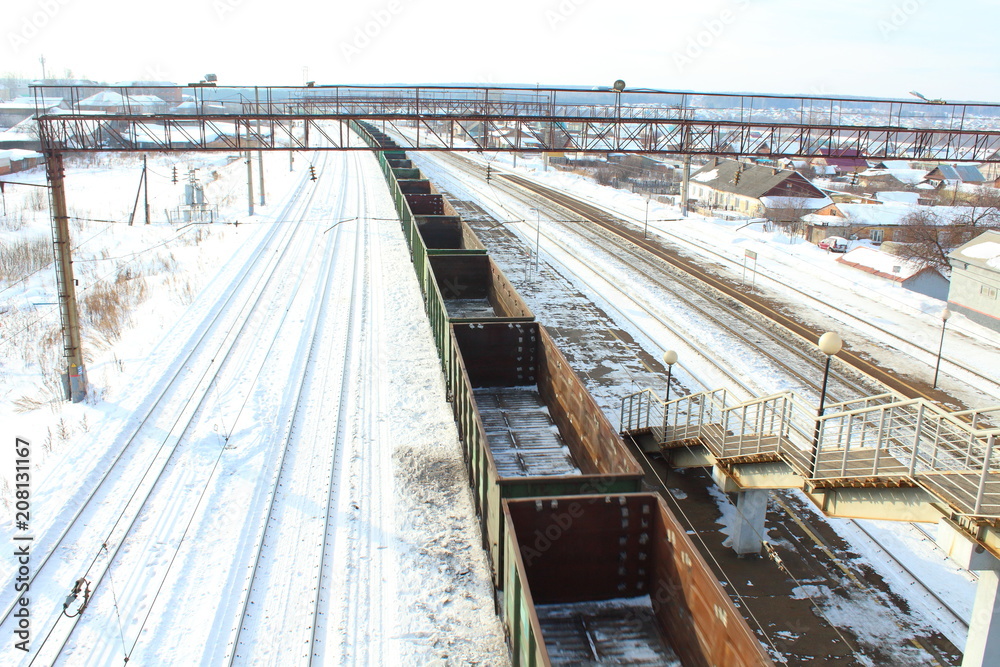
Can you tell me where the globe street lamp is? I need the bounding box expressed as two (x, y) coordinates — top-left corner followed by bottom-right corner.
(933, 307), (951, 389)
(663, 350), (678, 403)
(810, 332), (842, 477)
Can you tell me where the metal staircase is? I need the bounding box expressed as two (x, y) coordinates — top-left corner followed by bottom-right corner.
(621, 388), (1000, 520)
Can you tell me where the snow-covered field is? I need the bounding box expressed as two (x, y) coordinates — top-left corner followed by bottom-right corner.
(0, 148), (506, 665)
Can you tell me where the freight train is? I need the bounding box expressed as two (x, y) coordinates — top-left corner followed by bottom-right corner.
(352, 120), (773, 667)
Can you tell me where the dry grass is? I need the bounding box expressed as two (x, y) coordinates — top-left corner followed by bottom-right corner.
(82, 270), (149, 341)
(0, 236), (50, 282)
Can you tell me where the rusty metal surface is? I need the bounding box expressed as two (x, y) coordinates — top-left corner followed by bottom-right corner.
(396, 179), (430, 194)
(505, 494), (775, 667)
(535, 598), (681, 665)
(429, 254), (533, 319)
(475, 386), (580, 478)
(404, 193), (444, 215)
(454, 322), (538, 388)
(536, 326), (641, 477)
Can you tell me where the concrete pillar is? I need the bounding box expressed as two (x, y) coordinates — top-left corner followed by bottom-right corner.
(934, 518), (1000, 667)
(964, 570), (1000, 667)
(732, 489), (768, 556)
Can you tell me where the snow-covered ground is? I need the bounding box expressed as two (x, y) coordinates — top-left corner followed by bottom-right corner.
(0, 147), (506, 665)
(407, 147), (996, 656)
(3, 134), (997, 664)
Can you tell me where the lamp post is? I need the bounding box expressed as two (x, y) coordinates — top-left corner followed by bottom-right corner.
(933, 307), (951, 389)
(612, 79), (625, 148)
(663, 350), (678, 403)
(532, 208), (541, 274)
(644, 196), (650, 239)
(810, 332), (842, 477)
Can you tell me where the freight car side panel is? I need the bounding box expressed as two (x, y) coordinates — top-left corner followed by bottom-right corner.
(450, 323), (644, 584)
(536, 326), (641, 477)
(503, 524), (549, 667)
(503, 494), (775, 667)
(428, 255), (532, 329)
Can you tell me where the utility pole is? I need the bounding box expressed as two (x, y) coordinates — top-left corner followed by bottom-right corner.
(679, 97), (692, 217)
(39, 55), (47, 80)
(681, 154), (691, 217)
(254, 87), (265, 206)
(47, 153), (86, 401)
(246, 151), (254, 217)
(143, 154), (150, 224)
(258, 150), (265, 206)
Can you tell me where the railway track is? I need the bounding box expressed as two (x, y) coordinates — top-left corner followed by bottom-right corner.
(0, 150), (342, 664)
(428, 151), (874, 405)
(0, 156), (323, 659)
(411, 149), (971, 664)
(441, 152), (1000, 407)
(219, 148), (397, 665)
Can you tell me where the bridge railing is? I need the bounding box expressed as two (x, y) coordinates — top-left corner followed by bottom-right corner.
(622, 387), (1000, 517)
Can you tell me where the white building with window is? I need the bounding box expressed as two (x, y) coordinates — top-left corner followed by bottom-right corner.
(947, 230), (1000, 332)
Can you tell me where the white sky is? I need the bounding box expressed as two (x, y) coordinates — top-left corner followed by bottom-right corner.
(2, 0), (999, 101)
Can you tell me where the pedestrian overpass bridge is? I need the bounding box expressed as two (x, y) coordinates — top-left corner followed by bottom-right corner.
(620, 387), (1000, 666)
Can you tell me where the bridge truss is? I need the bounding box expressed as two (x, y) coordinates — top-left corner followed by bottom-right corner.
(32, 84), (1000, 162)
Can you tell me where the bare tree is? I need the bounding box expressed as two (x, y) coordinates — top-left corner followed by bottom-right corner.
(889, 208), (951, 271)
(951, 186), (1000, 227)
(890, 194), (1000, 271)
(765, 197), (813, 238)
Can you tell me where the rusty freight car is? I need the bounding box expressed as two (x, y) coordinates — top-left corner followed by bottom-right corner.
(503, 494), (774, 666)
(351, 120), (772, 666)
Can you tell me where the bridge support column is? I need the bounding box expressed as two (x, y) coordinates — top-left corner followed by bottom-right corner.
(964, 569), (1000, 667)
(936, 518), (1000, 666)
(732, 489), (768, 556)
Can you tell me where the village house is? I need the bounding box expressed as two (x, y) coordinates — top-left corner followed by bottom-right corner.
(687, 158), (829, 220)
(811, 148), (869, 175)
(947, 230), (1000, 332)
(924, 164), (988, 187)
(0, 96), (65, 128)
(802, 201), (973, 245)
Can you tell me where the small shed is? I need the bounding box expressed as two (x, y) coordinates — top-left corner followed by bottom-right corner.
(837, 247), (949, 300)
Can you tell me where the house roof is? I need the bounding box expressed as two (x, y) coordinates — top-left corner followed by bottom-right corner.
(875, 191), (920, 204)
(0, 149), (43, 160)
(821, 157), (869, 170)
(0, 97), (63, 110)
(806, 202), (973, 227)
(837, 246), (937, 281)
(926, 164), (986, 183)
(858, 167), (928, 185)
(949, 229), (1000, 271)
(874, 160), (912, 170)
(79, 91), (165, 108)
(689, 159), (826, 200)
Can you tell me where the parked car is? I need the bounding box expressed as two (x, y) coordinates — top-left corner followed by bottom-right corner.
(818, 236), (849, 253)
